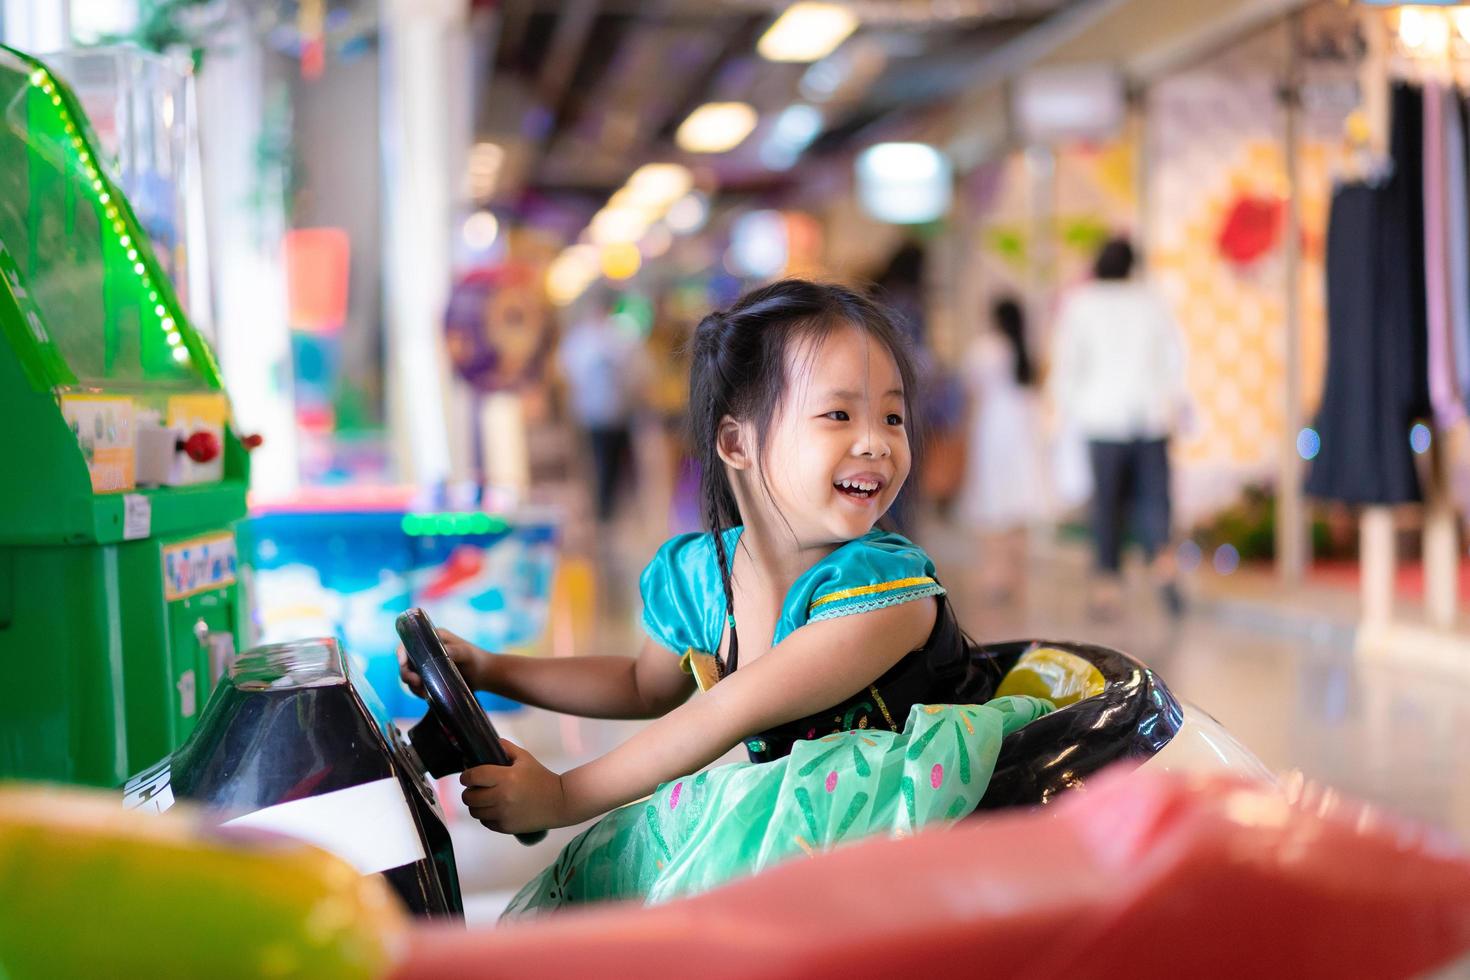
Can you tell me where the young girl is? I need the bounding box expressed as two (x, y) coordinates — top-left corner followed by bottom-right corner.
(401, 279), (1052, 911)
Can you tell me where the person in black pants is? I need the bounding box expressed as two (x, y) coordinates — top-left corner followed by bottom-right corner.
(586, 426), (632, 523)
(1088, 437), (1173, 593)
(556, 293), (649, 525)
(1050, 237), (1188, 618)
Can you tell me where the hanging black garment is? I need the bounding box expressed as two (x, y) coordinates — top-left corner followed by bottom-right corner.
(1393, 81), (1433, 421)
(1306, 83), (1426, 504)
(1460, 91), (1470, 415)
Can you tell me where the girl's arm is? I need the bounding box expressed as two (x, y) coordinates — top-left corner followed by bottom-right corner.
(554, 596), (936, 826)
(483, 639), (695, 719)
(401, 633), (694, 720)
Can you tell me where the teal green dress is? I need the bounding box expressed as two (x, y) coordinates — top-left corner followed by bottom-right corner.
(502, 529), (1052, 917)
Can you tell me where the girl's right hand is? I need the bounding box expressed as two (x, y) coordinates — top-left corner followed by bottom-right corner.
(398, 628), (492, 697)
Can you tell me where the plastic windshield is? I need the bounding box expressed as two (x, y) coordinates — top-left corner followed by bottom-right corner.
(0, 45), (219, 394)
(230, 639), (348, 691)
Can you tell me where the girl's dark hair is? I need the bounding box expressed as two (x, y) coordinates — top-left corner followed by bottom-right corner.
(1094, 236), (1135, 280)
(689, 279), (921, 663)
(991, 297), (1034, 387)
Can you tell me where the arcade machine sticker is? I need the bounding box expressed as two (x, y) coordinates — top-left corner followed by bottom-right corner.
(122, 758), (174, 813)
(59, 393), (136, 493)
(162, 532), (238, 601)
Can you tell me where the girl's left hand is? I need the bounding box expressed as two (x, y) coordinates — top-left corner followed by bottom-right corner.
(460, 741), (569, 834)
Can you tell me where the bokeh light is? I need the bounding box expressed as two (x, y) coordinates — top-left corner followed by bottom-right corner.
(665, 192), (709, 234)
(676, 102), (758, 154)
(460, 210), (499, 251)
(600, 242), (642, 280)
(1296, 427), (1320, 461)
(1410, 423), (1432, 455)
(855, 142), (952, 224)
(1213, 544), (1240, 576)
(1177, 539), (1203, 573)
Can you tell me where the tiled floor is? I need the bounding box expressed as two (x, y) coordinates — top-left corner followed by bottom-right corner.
(447, 519), (1470, 952)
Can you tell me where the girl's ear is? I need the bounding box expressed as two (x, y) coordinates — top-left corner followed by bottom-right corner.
(716, 415), (752, 470)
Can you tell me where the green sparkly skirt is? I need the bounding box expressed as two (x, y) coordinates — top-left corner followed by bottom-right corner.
(502, 696), (1054, 917)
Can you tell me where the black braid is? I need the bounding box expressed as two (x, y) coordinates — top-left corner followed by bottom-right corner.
(707, 496), (738, 675)
(698, 310), (740, 673)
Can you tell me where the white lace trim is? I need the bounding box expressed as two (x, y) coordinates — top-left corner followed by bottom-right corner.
(807, 583), (947, 623)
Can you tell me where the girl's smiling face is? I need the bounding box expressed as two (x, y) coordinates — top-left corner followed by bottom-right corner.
(749, 322), (911, 547)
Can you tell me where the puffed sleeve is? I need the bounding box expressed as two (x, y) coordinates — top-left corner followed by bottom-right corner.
(774, 531), (946, 644)
(639, 532), (723, 657)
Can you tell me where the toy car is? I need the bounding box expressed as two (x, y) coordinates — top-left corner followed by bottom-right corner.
(122, 608), (1266, 916)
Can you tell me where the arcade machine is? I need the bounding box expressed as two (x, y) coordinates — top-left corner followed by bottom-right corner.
(0, 46), (250, 788)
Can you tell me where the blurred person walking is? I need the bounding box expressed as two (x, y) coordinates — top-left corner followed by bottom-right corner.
(557, 293), (649, 524)
(956, 297), (1048, 604)
(1050, 237), (1188, 618)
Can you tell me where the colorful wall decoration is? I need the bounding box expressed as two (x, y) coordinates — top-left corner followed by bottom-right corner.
(1145, 24), (1347, 518)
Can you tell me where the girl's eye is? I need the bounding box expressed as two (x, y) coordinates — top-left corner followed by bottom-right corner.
(824, 411), (850, 422)
(886, 414), (904, 426)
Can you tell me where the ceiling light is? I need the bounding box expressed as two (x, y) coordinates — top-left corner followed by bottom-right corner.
(466, 142), (504, 198)
(758, 3), (858, 63)
(469, 142), (504, 169)
(771, 104), (822, 147)
(546, 245), (600, 306)
(625, 163), (694, 207)
(855, 142), (952, 224)
(676, 102), (758, 154)
(761, 103), (823, 170)
(590, 207), (653, 244)
(607, 188), (661, 217)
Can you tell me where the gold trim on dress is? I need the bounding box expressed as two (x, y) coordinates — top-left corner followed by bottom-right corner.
(868, 685), (898, 731)
(808, 576), (937, 610)
(680, 648), (724, 692)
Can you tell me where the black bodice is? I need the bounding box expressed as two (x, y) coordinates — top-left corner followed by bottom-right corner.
(738, 595), (1002, 764)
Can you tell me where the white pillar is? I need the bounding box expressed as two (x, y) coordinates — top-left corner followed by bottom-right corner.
(1424, 444), (1461, 629)
(1360, 507), (1395, 627)
(195, 13), (298, 498)
(1277, 18), (1308, 586)
(380, 0), (472, 489)
(1025, 142), (1055, 341)
(2, 0), (70, 53)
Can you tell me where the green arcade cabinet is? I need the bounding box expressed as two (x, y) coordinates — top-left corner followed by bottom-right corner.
(0, 46), (250, 787)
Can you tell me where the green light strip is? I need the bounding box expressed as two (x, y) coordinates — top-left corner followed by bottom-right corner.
(401, 513), (510, 537)
(14, 49), (224, 389)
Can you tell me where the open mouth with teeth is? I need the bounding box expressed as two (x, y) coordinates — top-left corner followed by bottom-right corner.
(834, 478), (883, 499)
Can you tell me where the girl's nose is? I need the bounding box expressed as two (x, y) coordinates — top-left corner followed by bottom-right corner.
(855, 429), (892, 458)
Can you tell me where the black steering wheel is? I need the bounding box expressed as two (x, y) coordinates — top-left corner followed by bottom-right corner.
(397, 607), (546, 846)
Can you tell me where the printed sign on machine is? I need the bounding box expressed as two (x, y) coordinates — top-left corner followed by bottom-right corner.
(161, 532), (238, 601)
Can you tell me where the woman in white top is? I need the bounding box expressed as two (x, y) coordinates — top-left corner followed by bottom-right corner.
(1049, 237), (1187, 618)
(957, 297), (1048, 603)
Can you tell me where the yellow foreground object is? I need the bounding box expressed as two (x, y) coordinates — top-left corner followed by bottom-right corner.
(0, 784), (405, 979)
(995, 646), (1107, 707)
